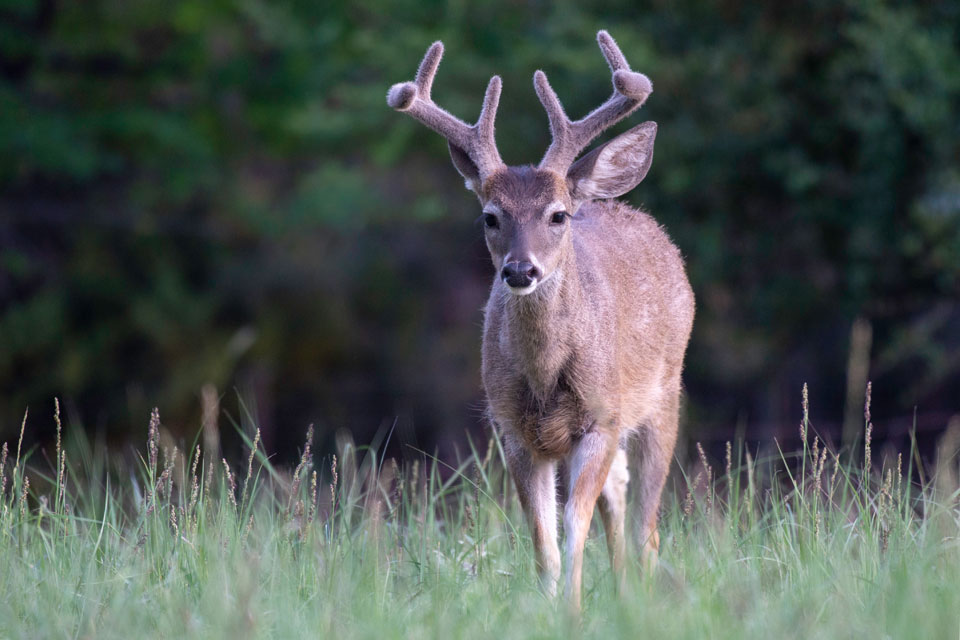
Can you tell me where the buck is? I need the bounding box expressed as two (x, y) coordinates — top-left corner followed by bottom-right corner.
(388, 30), (694, 613)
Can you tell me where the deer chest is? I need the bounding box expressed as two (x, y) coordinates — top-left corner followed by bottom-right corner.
(507, 378), (593, 460)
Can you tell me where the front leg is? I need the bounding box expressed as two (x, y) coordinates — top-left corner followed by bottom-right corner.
(596, 446), (629, 591)
(503, 432), (561, 595)
(564, 428), (618, 614)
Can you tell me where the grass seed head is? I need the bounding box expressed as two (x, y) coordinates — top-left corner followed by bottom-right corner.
(147, 408), (160, 476)
(14, 407), (27, 476)
(309, 470), (318, 524)
(815, 444), (828, 497)
(864, 381), (873, 484)
(463, 501), (475, 534)
(289, 426), (314, 509)
(684, 470), (703, 518)
(695, 442), (713, 516)
(725, 440), (732, 488)
(204, 460), (214, 507)
(293, 499), (305, 539)
(1, 441), (7, 499)
(58, 451), (68, 513)
(330, 454), (338, 518)
(696, 442), (711, 478)
(896, 452), (903, 501)
(801, 383), (809, 444)
(156, 469), (169, 504)
(19, 476), (29, 518)
(163, 446), (177, 502)
(54, 398), (62, 481)
(188, 445), (201, 515)
(882, 468), (893, 506)
(223, 459), (238, 510)
(241, 428), (261, 509)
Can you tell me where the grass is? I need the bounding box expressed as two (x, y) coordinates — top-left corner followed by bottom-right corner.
(1, 392), (959, 639)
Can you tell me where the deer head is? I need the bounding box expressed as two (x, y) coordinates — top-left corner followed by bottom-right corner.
(387, 30), (657, 295)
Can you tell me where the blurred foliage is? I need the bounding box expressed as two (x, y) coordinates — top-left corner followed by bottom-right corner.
(1, 0), (958, 454)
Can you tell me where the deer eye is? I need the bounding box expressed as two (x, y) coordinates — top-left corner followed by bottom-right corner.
(550, 211), (568, 225)
(484, 213), (499, 229)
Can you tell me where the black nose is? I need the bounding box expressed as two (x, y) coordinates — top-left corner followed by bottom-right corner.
(501, 261), (541, 288)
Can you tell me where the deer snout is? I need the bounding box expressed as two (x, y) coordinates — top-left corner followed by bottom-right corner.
(501, 261), (542, 291)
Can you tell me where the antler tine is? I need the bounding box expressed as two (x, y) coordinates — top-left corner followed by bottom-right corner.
(414, 41), (444, 99)
(537, 30), (654, 174)
(387, 41), (504, 179)
(533, 70), (573, 160)
(476, 75), (502, 152)
(596, 29), (629, 72)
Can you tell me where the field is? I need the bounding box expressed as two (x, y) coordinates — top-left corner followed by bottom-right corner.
(1, 397), (959, 639)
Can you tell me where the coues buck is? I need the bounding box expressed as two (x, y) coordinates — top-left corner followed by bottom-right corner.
(387, 30), (694, 613)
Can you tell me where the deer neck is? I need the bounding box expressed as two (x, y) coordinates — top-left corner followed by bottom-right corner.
(503, 246), (585, 397)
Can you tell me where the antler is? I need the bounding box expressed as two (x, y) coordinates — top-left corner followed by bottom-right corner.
(535, 30), (653, 174)
(387, 41), (505, 181)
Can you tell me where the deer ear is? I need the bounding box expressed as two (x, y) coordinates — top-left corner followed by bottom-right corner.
(567, 121), (656, 201)
(448, 142), (482, 193)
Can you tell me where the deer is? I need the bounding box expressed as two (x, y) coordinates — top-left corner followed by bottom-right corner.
(387, 30), (695, 613)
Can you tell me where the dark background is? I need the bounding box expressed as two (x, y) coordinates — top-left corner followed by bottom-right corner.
(2, 0), (958, 463)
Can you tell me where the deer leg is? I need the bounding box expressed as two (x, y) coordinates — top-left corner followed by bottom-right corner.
(635, 397), (679, 570)
(596, 446), (629, 592)
(504, 435), (561, 595)
(564, 429), (617, 614)
(635, 442), (667, 570)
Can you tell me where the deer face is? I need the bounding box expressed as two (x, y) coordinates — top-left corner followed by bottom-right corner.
(388, 30), (657, 295)
(477, 167), (571, 295)
(459, 120), (658, 295)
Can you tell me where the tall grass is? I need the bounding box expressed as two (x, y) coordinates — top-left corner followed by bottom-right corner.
(1, 391), (958, 639)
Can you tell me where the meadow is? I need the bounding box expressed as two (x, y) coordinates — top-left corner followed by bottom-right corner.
(1, 391), (958, 639)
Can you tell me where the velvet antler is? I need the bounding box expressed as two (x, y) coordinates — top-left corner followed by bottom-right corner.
(387, 41), (505, 181)
(534, 30), (653, 174)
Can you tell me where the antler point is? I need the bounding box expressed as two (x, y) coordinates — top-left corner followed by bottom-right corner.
(532, 69), (552, 94)
(613, 69), (652, 100)
(386, 82), (417, 110)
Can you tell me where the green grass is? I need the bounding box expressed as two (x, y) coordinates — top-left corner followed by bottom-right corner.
(1, 398), (959, 639)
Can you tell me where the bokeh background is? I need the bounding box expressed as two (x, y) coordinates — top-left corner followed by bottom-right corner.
(2, 0), (959, 463)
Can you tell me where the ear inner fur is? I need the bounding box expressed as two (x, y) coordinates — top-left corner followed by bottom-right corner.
(567, 121), (657, 202)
